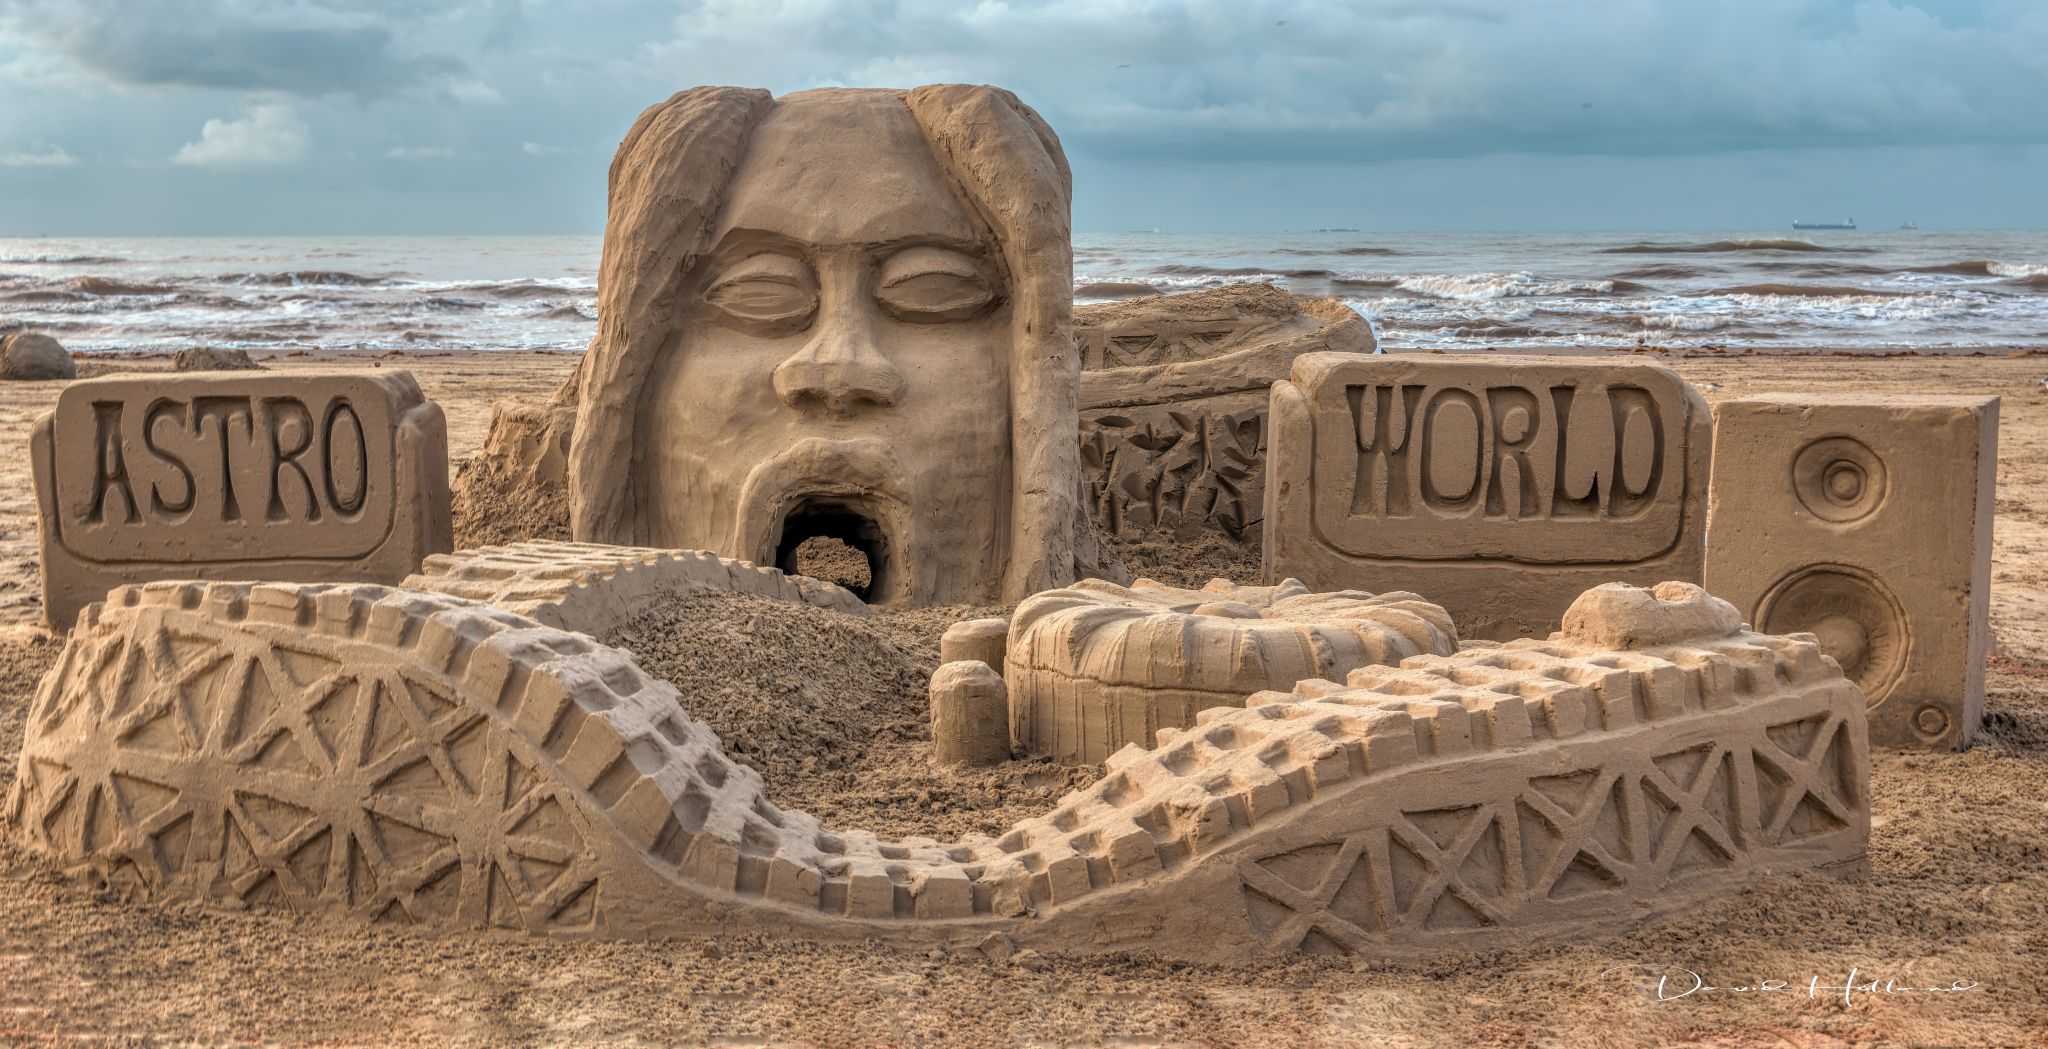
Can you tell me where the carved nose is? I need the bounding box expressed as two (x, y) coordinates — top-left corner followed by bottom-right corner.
(773, 331), (906, 415)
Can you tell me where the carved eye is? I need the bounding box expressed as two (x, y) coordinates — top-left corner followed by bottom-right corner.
(876, 246), (999, 323)
(705, 254), (817, 331)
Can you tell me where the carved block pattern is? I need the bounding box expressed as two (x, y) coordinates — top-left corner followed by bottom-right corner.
(1238, 707), (1858, 955)
(8, 584), (605, 929)
(1078, 321), (1250, 371)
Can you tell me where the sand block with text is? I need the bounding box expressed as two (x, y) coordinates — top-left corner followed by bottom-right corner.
(32, 370), (452, 627)
(1264, 353), (1710, 639)
(1705, 394), (1997, 750)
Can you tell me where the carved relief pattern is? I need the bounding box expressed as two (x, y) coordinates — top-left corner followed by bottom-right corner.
(1078, 322), (1248, 371)
(1081, 406), (1265, 539)
(9, 600), (605, 931)
(1239, 712), (1856, 956)
(1755, 565), (1909, 705)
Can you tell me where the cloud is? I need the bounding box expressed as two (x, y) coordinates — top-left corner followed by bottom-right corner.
(632, 0), (2048, 161)
(7, 0), (2048, 232)
(171, 102), (310, 169)
(386, 145), (456, 159)
(441, 77), (503, 104)
(0, 144), (76, 166)
(0, 0), (470, 98)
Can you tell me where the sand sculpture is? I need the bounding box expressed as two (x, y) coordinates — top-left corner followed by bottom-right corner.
(558, 84), (1078, 606)
(1264, 352), (1710, 640)
(940, 617), (1011, 668)
(1000, 578), (1457, 764)
(31, 371), (451, 628)
(405, 541), (869, 637)
(1, 331), (75, 381)
(1077, 284), (1373, 542)
(928, 661), (1010, 766)
(3, 84), (1904, 971)
(1705, 395), (1998, 750)
(172, 346), (264, 372)
(7, 579), (1867, 963)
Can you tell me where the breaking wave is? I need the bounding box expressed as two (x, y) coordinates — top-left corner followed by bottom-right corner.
(68, 276), (167, 296)
(0, 253), (129, 265)
(221, 270), (399, 287)
(1149, 263), (1342, 279)
(1394, 272), (1617, 300)
(1704, 283), (1912, 299)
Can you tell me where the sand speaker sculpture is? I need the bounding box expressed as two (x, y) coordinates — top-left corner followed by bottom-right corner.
(1264, 352), (1710, 640)
(32, 371), (451, 628)
(1705, 395), (1998, 750)
(6, 579), (1867, 963)
(1002, 578), (1457, 765)
(562, 85), (1077, 606)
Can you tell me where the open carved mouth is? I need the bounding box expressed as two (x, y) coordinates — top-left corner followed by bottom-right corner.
(774, 498), (890, 603)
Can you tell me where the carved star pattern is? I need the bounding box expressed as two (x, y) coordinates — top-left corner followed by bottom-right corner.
(15, 606), (604, 931)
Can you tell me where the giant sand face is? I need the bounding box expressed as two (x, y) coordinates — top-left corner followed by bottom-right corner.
(646, 93), (1008, 604)
(567, 86), (1078, 606)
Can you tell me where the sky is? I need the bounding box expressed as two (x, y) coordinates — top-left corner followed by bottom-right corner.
(1, 0), (2045, 235)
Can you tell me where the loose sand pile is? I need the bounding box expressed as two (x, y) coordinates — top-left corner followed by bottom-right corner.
(1102, 529), (1262, 589)
(449, 453), (572, 548)
(787, 536), (872, 596)
(605, 591), (1097, 839)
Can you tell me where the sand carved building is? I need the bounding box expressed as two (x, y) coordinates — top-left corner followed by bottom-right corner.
(1705, 395), (1997, 750)
(561, 85), (1078, 606)
(1264, 353), (1710, 640)
(1077, 285), (1374, 542)
(1002, 577), (1457, 764)
(6, 578), (1867, 963)
(32, 371), (451, 628)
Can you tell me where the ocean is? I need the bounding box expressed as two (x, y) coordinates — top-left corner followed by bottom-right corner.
(2, 230), (2043, 354)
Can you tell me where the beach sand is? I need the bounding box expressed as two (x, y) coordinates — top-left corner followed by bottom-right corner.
(2, 347), (2045, 1046)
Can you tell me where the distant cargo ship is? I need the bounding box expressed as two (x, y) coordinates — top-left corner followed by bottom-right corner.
(1791, 218), (1856, 230)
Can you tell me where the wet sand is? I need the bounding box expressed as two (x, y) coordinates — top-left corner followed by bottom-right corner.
(1, 346), (2046, 1046)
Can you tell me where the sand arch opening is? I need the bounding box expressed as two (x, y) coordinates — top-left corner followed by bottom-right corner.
(776, 502), (886, 602)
